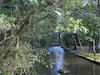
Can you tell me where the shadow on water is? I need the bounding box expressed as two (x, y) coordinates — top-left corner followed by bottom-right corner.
(35, 46), (100, 75)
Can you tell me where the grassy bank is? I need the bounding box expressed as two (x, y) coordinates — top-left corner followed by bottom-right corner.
(62, 45), (100, 64)
(78, 55), (100, 64)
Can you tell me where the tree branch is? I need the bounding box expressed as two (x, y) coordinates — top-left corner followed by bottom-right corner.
(0, 36), (15, 44)
(16, 5), (46, 36)
(16, 13), (52, 36)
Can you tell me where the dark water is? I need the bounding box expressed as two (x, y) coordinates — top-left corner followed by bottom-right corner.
(36, 47), (100, 75)
(63, 54), (100, 75)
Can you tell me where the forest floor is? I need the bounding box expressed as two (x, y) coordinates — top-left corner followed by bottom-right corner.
(63, 46), (100, 64)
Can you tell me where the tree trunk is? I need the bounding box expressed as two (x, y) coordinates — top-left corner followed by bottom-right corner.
(0, 0), (3, 12)
(72, 34), (78, 49)
(59, 32), (61, 44)
(65, 40), (69, 48)
(16, 0), (23, 48)
(0, 5), (1, 12)
(98, 39), (100, 53)
(93, 39), (96, 55)
(4, 31), (7, 39)
(89, 41), (92, 51)
(16, 35), (19, 49)
(97, 0), (100, 16)
(11, 29), (14, 36)
(77, 34), (84, 50)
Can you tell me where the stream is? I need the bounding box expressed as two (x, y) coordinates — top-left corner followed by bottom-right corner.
(35, 46), (100, 75)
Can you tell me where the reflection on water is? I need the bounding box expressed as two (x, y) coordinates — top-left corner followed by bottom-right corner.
(48, 46), (64, 75)
(35, 46), (100, 75)
(64, 54), (100, 75)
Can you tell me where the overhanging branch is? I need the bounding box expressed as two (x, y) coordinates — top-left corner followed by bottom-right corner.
(16, 14), (52, 36)
(16, 5), (48, 36)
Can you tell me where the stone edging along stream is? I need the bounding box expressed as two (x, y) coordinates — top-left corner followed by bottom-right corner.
(61, 46), (100, 65)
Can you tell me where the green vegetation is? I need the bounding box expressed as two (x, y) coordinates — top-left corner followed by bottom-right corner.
(0, 0), (100, 75)
(82, 55), (100, 63)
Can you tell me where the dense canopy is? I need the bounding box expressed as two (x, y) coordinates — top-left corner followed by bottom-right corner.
(0, 0), (100, 75)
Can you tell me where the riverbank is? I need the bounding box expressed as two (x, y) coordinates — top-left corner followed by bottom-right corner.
(0, 42), (49, 75)
(62, 46), (100, 65)
(77, 54), (100, 64)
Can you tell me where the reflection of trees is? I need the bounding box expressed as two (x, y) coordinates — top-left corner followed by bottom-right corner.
(93, 64), (96, 75)
(64, 54), (100, 75)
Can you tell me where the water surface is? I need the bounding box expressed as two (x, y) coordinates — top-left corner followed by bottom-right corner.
(36, 46), (100, 75)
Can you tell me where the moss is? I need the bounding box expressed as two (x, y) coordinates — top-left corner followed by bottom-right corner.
(58, 68), (70, 74)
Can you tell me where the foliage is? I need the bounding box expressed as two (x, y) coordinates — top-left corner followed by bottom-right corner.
(0, 0), (100, 74)
(0, 14), (16, 32)
(0, 42), (50, 75)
